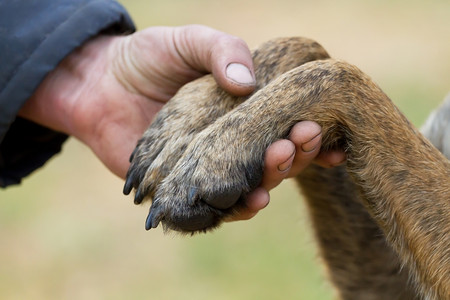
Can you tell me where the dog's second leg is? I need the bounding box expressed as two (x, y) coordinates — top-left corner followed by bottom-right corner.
(297, 95), (450, 299)
(150, 59), (449, 299)
(297, 165), (418, 299)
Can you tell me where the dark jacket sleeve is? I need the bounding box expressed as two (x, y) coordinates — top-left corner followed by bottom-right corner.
(0, 0), (135, 187)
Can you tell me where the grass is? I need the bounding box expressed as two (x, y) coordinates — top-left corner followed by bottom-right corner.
(1, 0), (449, 299)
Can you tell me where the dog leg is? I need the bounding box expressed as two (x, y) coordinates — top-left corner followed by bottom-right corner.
(150, 59), (449, 299)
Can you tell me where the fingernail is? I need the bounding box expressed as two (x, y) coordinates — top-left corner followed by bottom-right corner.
(277, 150), (295, 172)
(226, 63), (255, 86)
(301, 133), (321, 153)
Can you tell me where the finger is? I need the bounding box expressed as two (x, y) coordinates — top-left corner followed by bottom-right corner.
(260, 139), (296, 190)
(285, 121), (323, 177)
(314, 150), (346, 168)
(173, 25), (255, 96)
(288, 121), (347, 169)
(225, 187), (270, 222)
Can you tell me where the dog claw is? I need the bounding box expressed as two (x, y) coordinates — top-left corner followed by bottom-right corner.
(134, 188), (145, 205)
(123, 176), (134, 195)
(146, 201), (164, 230)
(145, 213), (156, 230)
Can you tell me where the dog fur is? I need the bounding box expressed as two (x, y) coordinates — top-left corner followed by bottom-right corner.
(124, 38), (450, 300)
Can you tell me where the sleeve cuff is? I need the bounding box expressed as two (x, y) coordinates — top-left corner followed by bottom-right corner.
(0, 0), (135, 187)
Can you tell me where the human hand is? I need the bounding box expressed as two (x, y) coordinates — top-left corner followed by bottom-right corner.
(20, 25), (256, 178)
(18, 24), (344, 221)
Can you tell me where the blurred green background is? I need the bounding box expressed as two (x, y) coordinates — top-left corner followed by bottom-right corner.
(1, 0), (449, 299)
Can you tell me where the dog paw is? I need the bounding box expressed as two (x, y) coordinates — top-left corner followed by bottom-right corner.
(143, 124), (265, 233)
(123, 77), (237, 205)
(123, 98), (209, 204)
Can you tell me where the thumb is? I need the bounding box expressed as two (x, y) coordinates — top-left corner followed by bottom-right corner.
(173, 25), (256, 96)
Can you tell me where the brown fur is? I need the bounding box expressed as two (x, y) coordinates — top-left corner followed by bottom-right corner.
(123, 38), (450, 300)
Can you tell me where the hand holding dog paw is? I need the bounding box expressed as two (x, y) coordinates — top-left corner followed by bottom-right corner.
(19, 23), (343, 226)
(19, 25), (256, 179)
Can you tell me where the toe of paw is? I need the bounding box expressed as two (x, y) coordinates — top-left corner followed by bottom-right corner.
(203, 189), (242, 209)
